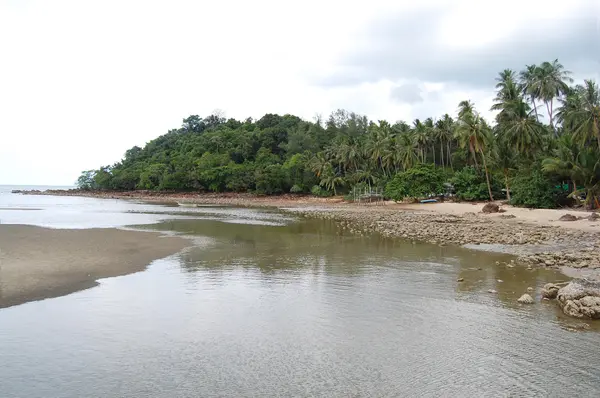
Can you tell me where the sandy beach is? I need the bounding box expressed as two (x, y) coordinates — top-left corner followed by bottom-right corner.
(16, 189), (600, 278)
(0, 225), (189, 308)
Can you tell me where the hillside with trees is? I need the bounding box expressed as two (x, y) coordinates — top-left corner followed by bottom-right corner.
(78, 60), (600, 209)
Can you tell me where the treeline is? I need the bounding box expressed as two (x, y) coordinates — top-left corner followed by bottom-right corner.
(79, 59), (600, 209)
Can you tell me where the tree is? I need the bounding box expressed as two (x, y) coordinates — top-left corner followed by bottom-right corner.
(564, 80), (600, 150)
(537, 59), (573, 131)
(455, 102), (494, 200)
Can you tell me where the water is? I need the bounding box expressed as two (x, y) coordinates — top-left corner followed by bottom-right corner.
(1, 186), (600, 397)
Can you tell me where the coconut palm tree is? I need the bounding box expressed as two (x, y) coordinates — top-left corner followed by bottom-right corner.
(496, 100), (546, 158)
(519, 64), (542, 122)
(537, 59), (573, 131)
(436, 114), (455, 169)
(394, 133), (419, 171)
(412, 119), (429, 163)
(455, 102), (494, 200)
(564, 80), (600, 150)
(491, 69), (522, 124)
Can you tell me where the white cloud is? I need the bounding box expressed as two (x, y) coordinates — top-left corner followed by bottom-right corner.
(0, 0), (597, 184)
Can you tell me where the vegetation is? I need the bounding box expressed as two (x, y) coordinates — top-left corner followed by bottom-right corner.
(80, 60), (600, 209)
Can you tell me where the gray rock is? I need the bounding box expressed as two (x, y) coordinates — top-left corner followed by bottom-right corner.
(559, 214), (578, 222)
(482, 203), (500, 213)
(541, 283), (560, 299)
(557, 279), (600, 319)
(517, 294), (534, 304)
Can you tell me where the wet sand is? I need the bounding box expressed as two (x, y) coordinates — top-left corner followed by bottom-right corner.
(0, 225), (189, 308)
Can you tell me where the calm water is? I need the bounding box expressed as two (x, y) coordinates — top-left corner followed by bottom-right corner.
(1, 186), (600, 397)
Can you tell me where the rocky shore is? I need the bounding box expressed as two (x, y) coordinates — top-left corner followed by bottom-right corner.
(14, 189), (600, 280)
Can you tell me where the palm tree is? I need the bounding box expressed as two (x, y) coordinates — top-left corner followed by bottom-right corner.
(437, 114), (455, 169)
(519, 64), (542, 122)
(423, 117), (436, 164)
(493, 139), (517, 201)
(537, 59), (573, 131)
(564, 80), (600, 150)
(393, 133), (419, 171)
(543, 145), (600, 209)
(309, 152), (330, 178)
(491, 69), (521, 124)
(497, 100), (545, 158)
(542, 133), (583, 198)
(319, 164), (345, 196)
(412, 119), (428, 163)
(455, 102), (494, 200)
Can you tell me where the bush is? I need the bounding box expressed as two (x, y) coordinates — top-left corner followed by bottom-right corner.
(385, 164), (444, 201)
(311, 185), (331, 197)
(511, 168), (566, 209)
(290, 184), (303, 193)
(451, 166), (501, 201)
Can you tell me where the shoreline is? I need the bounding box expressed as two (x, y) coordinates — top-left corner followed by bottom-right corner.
(0, 224), (190, 308)
(14, 189), (600, 279)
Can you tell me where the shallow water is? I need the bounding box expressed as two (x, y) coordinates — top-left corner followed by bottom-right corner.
(1, 186), (600, 397)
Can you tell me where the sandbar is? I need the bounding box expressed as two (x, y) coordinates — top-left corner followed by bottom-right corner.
(0, 224), (189, 308)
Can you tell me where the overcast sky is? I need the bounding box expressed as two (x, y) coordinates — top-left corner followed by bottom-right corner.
(1, 0), (598, 185)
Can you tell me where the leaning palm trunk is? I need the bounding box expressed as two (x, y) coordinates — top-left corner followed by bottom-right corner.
(480, 150), (493, 201)
(504, 170), (511, 202)
(447, 141), (453, 170)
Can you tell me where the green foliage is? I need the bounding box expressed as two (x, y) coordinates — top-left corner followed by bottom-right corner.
(77, 170), (97, 190)
(311, 185), (331, 197)
(511, 167), (565, 208)
(81, 60), (599, 208)
(451, 166), (501, 201)
(385, 164), (444, 201)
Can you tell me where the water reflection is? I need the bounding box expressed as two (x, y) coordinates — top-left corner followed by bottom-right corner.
(2, 206), (600, 397)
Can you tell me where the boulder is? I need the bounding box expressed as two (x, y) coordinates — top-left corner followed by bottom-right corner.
(556, 279), (600, 319)
(588, 213), (600, 221)
(482, 203), (500, 213)
(517, 294), (534, 304)
(559, 214), (578, 222)
(517, 293), (534, 304)
(541, 283), (560, 299)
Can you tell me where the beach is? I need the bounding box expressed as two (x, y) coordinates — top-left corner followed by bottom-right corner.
(17, 189), (600, 278)
(0, 224), (189, 308)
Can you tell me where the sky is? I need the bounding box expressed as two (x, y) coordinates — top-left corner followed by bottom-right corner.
(1, 0), (599, 185)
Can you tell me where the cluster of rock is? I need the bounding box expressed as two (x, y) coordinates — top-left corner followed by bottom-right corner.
(559, 213), (600, 222)
(517, 249), (600, 269)
(556, 279), (600, 319)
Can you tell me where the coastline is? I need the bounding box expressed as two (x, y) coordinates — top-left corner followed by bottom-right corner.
(14, 189), (600, 280)
(0, 224), (189, 308)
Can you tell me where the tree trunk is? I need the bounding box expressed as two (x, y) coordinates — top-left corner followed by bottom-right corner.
(532, 97), (539, 122)
(545, 100), (555, 133)
(481, 150), (493, 201)
(447, 141), (453, 170)
(440, 140), (445, 170)
(550, 99), (557, 137)
(504, 170), (511, 202)
(432, 145), (436, 165)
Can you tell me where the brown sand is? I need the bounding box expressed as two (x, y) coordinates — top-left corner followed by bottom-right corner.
(0, 225), (189, 308)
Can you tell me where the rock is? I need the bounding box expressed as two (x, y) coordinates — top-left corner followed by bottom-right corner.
(482, 203), (500, 213)
(544, 259), (555, 266)
(527, 287), (534, 292)
(541, 283), (560, 299)
(588, 213), (600, 221)
(497, 279), (503, 283)
(488, 289), (497, 294)
(559, 214), (578, 222)
(556, 279), (600, 319)
(517, 294), (534, 304)
(499, 214), (516, 219)
(457, 278), (464, 282)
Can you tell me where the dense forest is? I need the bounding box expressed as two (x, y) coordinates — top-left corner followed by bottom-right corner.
(79, 60), (600, 209)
